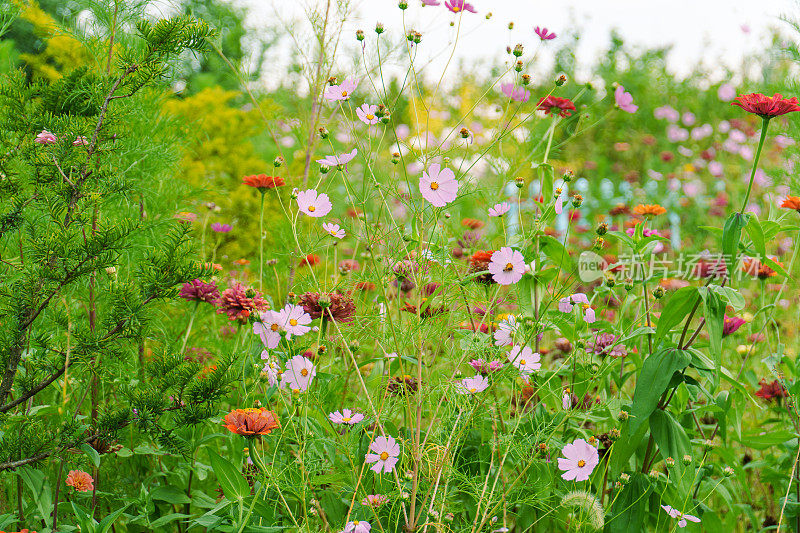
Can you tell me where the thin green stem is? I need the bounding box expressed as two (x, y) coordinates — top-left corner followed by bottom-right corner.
(739, 117), (770, 215)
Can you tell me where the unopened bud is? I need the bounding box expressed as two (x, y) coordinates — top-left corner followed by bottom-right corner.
(521, 74), (531, 85)
(514, 60), (523, 72)
(399, 0), (408, 9)
(562, 170), (574, 182)
(513, 43), (523, 57)
(515, 176), (524, 189)
(356, 29), (364, 41)
(571, 194), (583, 208)
(652, 286), (665, 299)
(375, 22), (385, 34)
(273, 156), (284, 168)
(624, 278), (634, 291)
(318, 126), (329, 139)
(460, 127), (471, 139)
(556, 74), (568, 86)
(596, 222), (608, 236)
(391, 152), (400, 164)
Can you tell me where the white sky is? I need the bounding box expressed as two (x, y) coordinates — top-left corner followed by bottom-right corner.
(237, 0), (798, 87)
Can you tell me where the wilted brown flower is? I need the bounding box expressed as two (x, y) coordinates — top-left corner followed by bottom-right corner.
(298, 291), (356, 323)
(387, 375), (418, 396)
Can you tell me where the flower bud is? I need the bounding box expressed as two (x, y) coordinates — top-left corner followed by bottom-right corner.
(508, 22), (514, 30)
(391, 152), (400, 164)
(521, 74), (531, 85)
(485, 12), (492, 19)
(327, 76), (337, 86)
(513, 43), (523, 57)
(356, 29), (364, 41)
(604, 272), (615, 287)
(514, 176), (524, 188)
(593, 237), (604, 250)
(723, 466), (734, 476)
(619, 473), (631, 484)
(319, 164), (330, 174)
(665, 457), (675, 467)
(648, 470), (660, 480)
(399, 0), (408, 8)
(556, 74), (568, 86)
(618, 410), (629, 422)
(380, 113), (391, 124)
(596, 222), (608, 236)
(413, 31), (422, 44)
(376, 104), (387, 117)
(514, 60), (523, 72)
(273, 156), (284, 168)
(624, 278), (634, 291)
(571, 194), (583, 208)
(375, 22), (385, 34)
(562, 170), (574, 182)
(318, 126), (329, 139)
(652, 286), (665, 299)
(287, 291), (297, 304)
(702, 439), (715, 452)
(460, 127), (471, 139)
(682, 454), (692, 465)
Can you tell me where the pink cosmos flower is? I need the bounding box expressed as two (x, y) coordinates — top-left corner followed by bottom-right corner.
(614, 85), (638, 113)
(488, 247), (525, 285)
(343, 521), (371, 533)
(362, 494), (389, 507)
(500, 82), (530, 103)
(261, 358), (281, 387)
(253, 310), (283, 349)
(455, 375), (489, 394)
(493, 315), (517, 346)
(324, 78), (359, 101)
(211, 222), (232, 233)
(281, 304), (312, 337)
(708, 161), (723, 177)
(489, 202), (511, 217)
(73, 135), (89, 146)
(445, 0), (476, 13)
(557, 438), (599, 481)
(34, 130), (57, 145)
(419, 163), (459, 207)
(661, 505), (701, 528)
(282, 355), (316, 392)
(654, 105), (679, 122)
(365, 435), (400, 473)
(469, 359), (504, 375)
(328, 408), (365, 425)
(297, 189), (333, 217)
(558, 293), (596, 323)
(562, 392), (571, 410)
(356, 103), (380, 125)
(316, 148), (358, 169)
(422, 0), (440, 4)
(534, 26), (556, 40)
(322, 222), (345, 239)
(509, 345), (541, 374)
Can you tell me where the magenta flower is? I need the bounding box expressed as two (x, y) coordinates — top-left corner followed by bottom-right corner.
(365, 435), (400, 473)
(534, 26), (556, 40)
(488, 247), (525, 285)
(509, 345), (541, 374)
(445, 0), (476, 13)
(469, 359), (504, 375)
(281, 355), (316, 392)
(500, 82), (530, 103)
(356, 103), (380, 125)
(328, 408), (365, 425)
(661, 505), (701, 528)
(557, 438), (599, 481)
(614, 85), (638, 113)
(422, 0), (440, 4)
(211, 222), (232, 233)
(723, 315), (746, 337)
(324, 78), (359, 101)
(587, 333), (627, 358)
(455, 375), (489, 394)
(297, 189), (332, 217)
(344, 521), (371, 533)
(322, 222), (345, 239)
(419, 163), (459, 207)
(316, 148), (358, 169)
(34, 130), (58, 145)
(179, 279), (220, 304)
(489, 202), (511, 217)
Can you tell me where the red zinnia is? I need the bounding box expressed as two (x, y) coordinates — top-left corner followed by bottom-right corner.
(300, 254), (320, 267)
(537, 96), (576, 117)
(243, 174), (285, 190)
(755, 379), (788, 403)
(731, 93), (800, 119)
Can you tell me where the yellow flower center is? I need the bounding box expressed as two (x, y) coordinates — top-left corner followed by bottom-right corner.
(366, 114), (375, 120)
(452, 6), (461, 11)
(520, 359), (526, 365)
(290, 319), (298, 326)
(469, 387), (477, 393)
(578, 460), (586, 467)
(380, 451), (389, 460)
(270, 324), (279, 331)
(341, 90), (348, 97)
(342, 417), (351, 422)
(330, 231), (337, 236)
(430, 181), (440, 190)
(353, 521), (360, 525)
(292, 388), (300, 393)
(301, 368), (309, 377)
(308, 205), (316, 212)
(504, 262), (514, 272)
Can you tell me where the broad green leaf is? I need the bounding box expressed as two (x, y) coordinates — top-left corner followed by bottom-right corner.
(97, 506), (128, 533)
(744, 216), (766, 259)
(539, 234), (575, 272)
(722, 212), (749, 278)
(150, 485), (191, 504)
(80, 442), (102, 468)
(698, 287), (725, 389)
(649, 410), (691, 491)
(629, 348), (691, 436)
(607, 472), (653, 532)
(653, 286), (698, 349)
(207, 449), (249, 501)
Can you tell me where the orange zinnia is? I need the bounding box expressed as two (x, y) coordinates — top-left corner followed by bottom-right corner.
(780, 196), (800, 213)
(742, 257), (781, 279)
(243, 174), (285, 190)
(223, 407), (280, 437)
(233, 258), (251, 266)
(633, 204), (667, 217)
(461, 218), (485, 230)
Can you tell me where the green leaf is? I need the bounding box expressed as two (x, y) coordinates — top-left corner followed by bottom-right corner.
(744, 215), (766, 259)
(653, 286), (698, 349)
(539, 234), (575, 272)
(80, 443), (102, 468)
(649, 410), (691, 490)
(150, 485), (191, 504)
(607, 473), (653, 532)
(698, 287), (725, 389)
(722, 212), (749, 278)
(629, 348), (691, 436)
(712, 286), (745, 311)
(97, 505), (128, 533)
(207, 449), (249, 501)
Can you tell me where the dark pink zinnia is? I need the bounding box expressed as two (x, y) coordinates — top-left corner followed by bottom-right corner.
(180, 279), (220, 304)
(731, 93), (800, 119)
(216, 283), (268, 322)
(298, 291), (356, 323)
(723, 315), (746, 337)
(537, 96), (576, 117)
